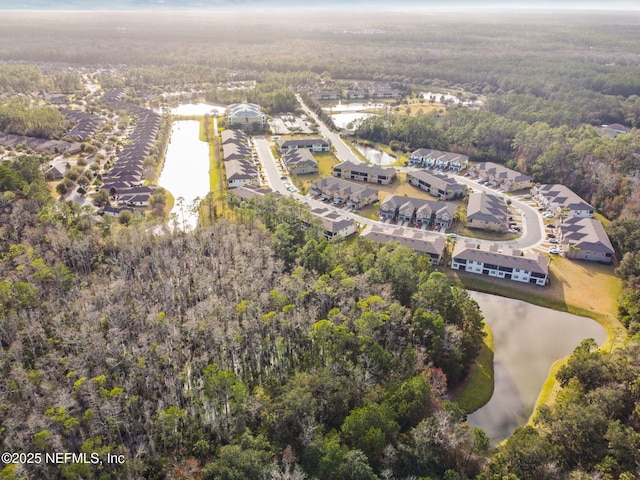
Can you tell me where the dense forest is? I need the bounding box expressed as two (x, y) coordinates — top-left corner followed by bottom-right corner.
(1, 157), (490, 479)
(2, 8), (640, 479)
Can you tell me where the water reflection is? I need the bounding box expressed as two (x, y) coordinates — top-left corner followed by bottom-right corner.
(466, 291), (605, 446)
(354, 143), (396, 165)
(158, 120), (210, 230)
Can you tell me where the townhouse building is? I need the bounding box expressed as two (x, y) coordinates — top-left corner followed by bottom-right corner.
(333, 161), (396, 185)
(406, 170), (466, 200)
(451, 242), (549, 286)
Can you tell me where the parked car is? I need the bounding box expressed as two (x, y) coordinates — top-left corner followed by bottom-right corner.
(549, 247), (560, 254)
(549, 238), (559, 244)
(547, 233), (556, 238)
(508, 229), (518, 234)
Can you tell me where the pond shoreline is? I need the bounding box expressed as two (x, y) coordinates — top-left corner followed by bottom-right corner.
(465, 290), (606, 446)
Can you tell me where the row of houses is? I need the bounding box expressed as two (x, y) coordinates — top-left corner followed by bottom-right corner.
(379, 195), (456, 230)
(313, 88), (404, 101)
(310, 177), (379, 209)
(556, 216), (614, 264)
(101, 89), (161, 206)
(406, 170), (466, 200)
(221, 129), (260, 188)
(3, 133), (81, 158)
(408, 149), (469, 172)
(59, 107), (104, 142)
(332, 161), (396, 185)
(469, 162), (533, 192)
(532, 184), (595, 218)
(532, 184), (614, 263)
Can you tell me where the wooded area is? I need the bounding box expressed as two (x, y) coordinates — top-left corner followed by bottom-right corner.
(1, 8), (640, 479)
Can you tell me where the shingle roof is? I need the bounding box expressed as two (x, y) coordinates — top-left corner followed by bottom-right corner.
(360, 224), (446, 257)
(558, 217), (614, 254)
(466, 192), (508, 225)
(453, 241), (549, 275)
(535, 184), (594, 213)
(334, 160), (395, 178)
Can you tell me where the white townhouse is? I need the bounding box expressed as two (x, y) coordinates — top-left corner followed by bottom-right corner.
(451, 241), (549, 286)
(532, 184), (595, 218)
(409, 148), (469, 172)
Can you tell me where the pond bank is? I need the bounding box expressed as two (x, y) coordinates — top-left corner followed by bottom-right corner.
(465, 291), (606, 446)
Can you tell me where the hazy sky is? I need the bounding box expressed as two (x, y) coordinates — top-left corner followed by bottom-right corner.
(1, 0), (639, 11)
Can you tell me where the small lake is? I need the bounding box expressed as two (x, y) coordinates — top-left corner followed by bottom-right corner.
(158, 120), (210, 230)
(354, 143), (396, 166)
(331, 112), (376, 130)
(323, 101), (385, 112)
(467, 291), (606, 446)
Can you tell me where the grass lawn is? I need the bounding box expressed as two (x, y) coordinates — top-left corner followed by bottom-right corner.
(452, 322), (495, 413)
(395, 103), (443, 115)
(448, 223), (520, 242)
(291, 152), (341, 193)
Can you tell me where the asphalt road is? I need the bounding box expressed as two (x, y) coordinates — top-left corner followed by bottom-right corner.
(255, 98), (546, 251)
(295, 94), (362, 164)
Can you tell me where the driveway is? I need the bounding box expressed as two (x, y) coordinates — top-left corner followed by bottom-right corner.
(455, 175), (544, 249)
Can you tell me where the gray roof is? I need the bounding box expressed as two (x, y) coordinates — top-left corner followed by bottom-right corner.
(231, 185), (275, 199)
(360, 224), (446, 257)
(310, 207), (356, 234)
(407, 170), (466, 194)
(558, 217), (614, 254)
(226, 103), (263, 117)
(410, 148), (469, 164)
(284, 149), (318, 168)
(334, 160), (395, 178)
(221, 129), (249, 145)
(466, 192), (508, 225)
(474, 162), (532, 183)
(278, 137), (329, 149)
(453, 241), (549, 276)
(311, 177), (379, 199)
(380, 194), (455, 218)
(535, 184), (594, 213)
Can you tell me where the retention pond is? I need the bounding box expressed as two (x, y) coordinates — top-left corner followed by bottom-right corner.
(467, 291), (606, 446)
(158, 120), (210, 230)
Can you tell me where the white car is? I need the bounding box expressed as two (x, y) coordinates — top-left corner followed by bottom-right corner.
(549, 247), (561, 255)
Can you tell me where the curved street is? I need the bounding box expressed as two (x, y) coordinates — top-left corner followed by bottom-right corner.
(258, 96), (546, 251)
